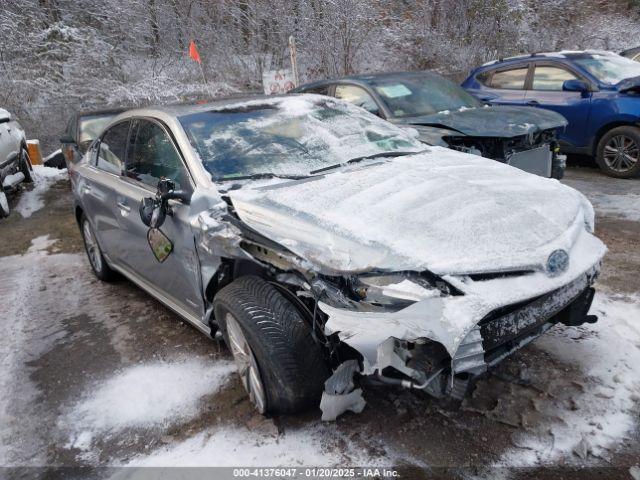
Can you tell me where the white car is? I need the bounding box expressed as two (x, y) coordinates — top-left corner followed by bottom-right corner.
(0, 108), (33, 217)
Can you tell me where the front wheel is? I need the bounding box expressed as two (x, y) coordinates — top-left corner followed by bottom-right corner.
(80, 214), (116, 281)
(214, 276), (330, 414)
(20, 148), (34, 183)
(596, 126), (640, 178)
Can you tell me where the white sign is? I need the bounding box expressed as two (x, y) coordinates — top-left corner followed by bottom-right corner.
(262, 69), (296, 95)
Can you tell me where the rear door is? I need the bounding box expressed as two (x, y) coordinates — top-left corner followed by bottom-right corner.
(78, 120), (130, 260)
(114, 118), (203, 317)
(473, 64), (530, 105)
(525, 62), (592, 148)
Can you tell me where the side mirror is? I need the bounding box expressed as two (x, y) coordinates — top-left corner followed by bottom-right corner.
(139, 196), (167, 228)
(139, 177), (192, 228)
(562, 79), (590, 93)
(157, 177), (191, 205)
(60, 134), (76, 144)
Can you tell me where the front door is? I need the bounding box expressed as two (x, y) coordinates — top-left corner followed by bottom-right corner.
(525, 64), (592, 148)
(114, 118), (204, 318)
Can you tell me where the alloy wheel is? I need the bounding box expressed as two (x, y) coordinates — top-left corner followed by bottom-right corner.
(603, 134), (639, 173)
(82, 220), (103, 273)
(225, 312), (267, 413)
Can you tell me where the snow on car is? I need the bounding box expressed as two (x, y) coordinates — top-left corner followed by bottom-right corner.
(70, 94), (606, 420)
(0, 108), (34, 217)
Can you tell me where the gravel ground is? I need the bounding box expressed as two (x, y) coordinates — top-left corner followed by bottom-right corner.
(0, 166), (638, 480)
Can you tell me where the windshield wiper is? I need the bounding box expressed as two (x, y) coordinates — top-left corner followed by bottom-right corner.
(216, 172), (310, 182)
(309, 150), (424, 175)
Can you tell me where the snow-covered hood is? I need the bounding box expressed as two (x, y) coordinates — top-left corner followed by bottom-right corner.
(393, 105), (567, 138)
(229, 147), (595, 276)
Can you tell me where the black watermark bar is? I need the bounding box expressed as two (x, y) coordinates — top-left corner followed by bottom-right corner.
(0, 466), (634, 480)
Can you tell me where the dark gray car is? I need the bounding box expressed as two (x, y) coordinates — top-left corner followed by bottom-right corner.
(60, 108), (125, 167)
(293, 71), (568, 179)
(71, 95), (605, 419)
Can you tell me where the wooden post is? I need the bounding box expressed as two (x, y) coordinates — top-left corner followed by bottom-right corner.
(288, 35), (299, 87)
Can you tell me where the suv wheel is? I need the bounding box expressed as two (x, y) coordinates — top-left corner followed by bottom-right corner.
(80, 214), (116, 281)
(0, 190), (9, 218)
(214, 276), (329, 414)
(20, 148), (34, 183)
(596, 126), (640, 178)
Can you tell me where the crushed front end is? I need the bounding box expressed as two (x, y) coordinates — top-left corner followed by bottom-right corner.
(315, 227), (605, 420)
(444, 129), (566, 179)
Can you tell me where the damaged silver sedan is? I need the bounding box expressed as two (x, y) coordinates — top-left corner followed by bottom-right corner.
(71, 95), (606, 420)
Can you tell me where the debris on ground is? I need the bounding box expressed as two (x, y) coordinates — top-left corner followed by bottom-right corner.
(320, 359), (366, 421)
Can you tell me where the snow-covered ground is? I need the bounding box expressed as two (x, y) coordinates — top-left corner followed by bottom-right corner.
(497, 292), (640, 468)
(15, 165), (67, 218)
(63, 360), (236, 452)
(563, 171), (640, 222)
(1, 168), (639, 476)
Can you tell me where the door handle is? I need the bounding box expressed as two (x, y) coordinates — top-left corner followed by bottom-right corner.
(526, 100), (539, 106)
(117, 202), (131, 213)
(81, 185), (92, 194)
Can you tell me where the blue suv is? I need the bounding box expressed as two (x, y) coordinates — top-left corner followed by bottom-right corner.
(462, 51), (640, 178)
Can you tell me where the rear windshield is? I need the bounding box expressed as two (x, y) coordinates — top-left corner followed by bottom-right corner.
(79, 114), (118, 144)
(370, 74), (482, 118)
(178, 96), (423, 180)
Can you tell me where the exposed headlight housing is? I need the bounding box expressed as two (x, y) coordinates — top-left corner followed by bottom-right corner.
(351, 273), (443, 307)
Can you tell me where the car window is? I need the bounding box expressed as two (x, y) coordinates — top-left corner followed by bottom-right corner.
(489, 67), (529, 89)
(65, 115), (77, 141)
(96, 121), (129, 175)
(126, 120), (189, 190)
(303, 86), (330, 95)
(335, 85), (380, 115)
(532, 66), (578, 91)
(476, 71), (492, 86)
(372, 74), (482, 117)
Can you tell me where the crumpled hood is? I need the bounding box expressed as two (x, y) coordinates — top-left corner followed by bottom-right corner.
(393, 105), (567, 138)
(229, 147), (594, 276)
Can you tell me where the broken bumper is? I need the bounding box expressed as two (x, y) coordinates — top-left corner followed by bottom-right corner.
(319, 262), (602, 411)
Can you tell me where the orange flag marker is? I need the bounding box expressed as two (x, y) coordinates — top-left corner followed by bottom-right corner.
(189, 40), (201, 64)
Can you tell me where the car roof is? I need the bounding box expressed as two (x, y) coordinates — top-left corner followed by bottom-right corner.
(621, 46), (640, 57)
(296, 70), (445, 90)
(76, 107), (127, 119)
(478, 50), (619, 68)
(108, 93), (330, 125)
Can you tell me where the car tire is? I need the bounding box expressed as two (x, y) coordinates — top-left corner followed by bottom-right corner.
(596, 126), (640, 178)
(0, 190), (10, 218)
(80, 214), (116, 281)
(20, 148), (34, 183)
(214, 275), (330, 414)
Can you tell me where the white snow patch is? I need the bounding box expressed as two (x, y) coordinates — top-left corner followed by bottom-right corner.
(15, 165), (67, 218)
(64, 360), (235, 448)
(498, 292), (640, 467)
(117, 424), (407, 470)
(382, 279), (439, 301)
(27, 234), (57, 254)
(43, 148), (62, 163)
(590, 193), (640, 222)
